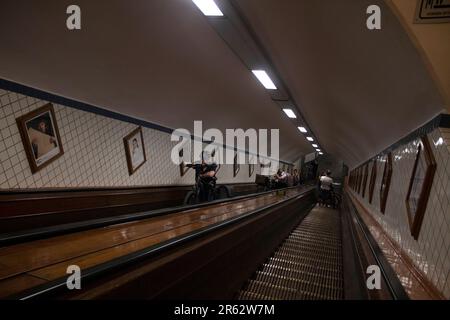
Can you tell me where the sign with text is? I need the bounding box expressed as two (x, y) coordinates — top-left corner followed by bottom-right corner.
(414, 0), (450, 23)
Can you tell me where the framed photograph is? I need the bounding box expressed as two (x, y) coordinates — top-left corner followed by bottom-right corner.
(124, 127), (147, 176)
(249, 163), (255, 177)
(233, 153), (240, 177)
(362, 163), (369, 198)
(179, 149), (190, 177)
(357, 166), (362, 194)
(379, 153), (393, 214)
(368, 159), (377, 204)
(405, 136), (436, 240)
(16, 103), (64, 174)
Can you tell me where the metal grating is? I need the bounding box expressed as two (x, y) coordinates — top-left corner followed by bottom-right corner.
(237, 206), (343, 300)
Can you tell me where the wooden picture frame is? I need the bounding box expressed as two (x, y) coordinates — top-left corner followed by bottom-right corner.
(357, 166), (362, 194)
(405, 136), (436, 240)
(362, 163), (369, 198)
(179, 149), (190, 177)
(123, 127), (147, 176)
(16, 103), (64, 174)
(379, 153), (393, 214)
(249, 163), (255, 177)
(233, 153), (240, 177)
(368, 160), (377, 204)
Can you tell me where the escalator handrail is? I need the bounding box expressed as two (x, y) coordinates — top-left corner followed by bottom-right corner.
(344, 193), (409, 300)
(8, 188), (315, 300)
(0, 183), (315, 247)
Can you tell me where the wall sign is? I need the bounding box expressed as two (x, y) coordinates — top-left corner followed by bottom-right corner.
(414, 0), (450, 23)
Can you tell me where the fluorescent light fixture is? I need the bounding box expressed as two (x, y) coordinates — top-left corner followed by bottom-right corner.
(282, 108), (296, 119)
(298, 126), (307, 133)
(192, 0), (223, 16)
(306, 137), (314, 141)
(316, 149), (321, 152)
(312, 144), (318, 148)
(319, 152), (323, 155)
(252, 70), (277, 90)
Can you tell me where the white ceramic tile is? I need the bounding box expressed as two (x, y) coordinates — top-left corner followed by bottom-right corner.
(351, 129), (450, 298)
(0, 88), (296, 190)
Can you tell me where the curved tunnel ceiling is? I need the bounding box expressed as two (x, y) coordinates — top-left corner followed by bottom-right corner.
(233, 0), (445, 168)
(0, 0), (313, 163)
(0, 0), (446, 167)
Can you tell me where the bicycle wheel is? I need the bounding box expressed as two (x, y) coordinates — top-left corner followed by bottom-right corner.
(184, 191), (198, 205)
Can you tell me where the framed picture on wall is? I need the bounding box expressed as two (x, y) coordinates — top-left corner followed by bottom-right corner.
(368, 159), (377, 204)
(16, 103), (64, 174)
(379, 153), (393, 214)
(179, 149), (190, 177)
(405, 136), (436, 240)
(357, 166), (362, 194)
(249, 163), (255, 177)
(124, 127), (147, 176)
(233, 152), (240, 177)
(362, 163), (369, 198)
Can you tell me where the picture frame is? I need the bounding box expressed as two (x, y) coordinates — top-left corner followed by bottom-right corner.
(123, 127), (147, 176)
(249, 163), (255, 177)
(368, 159), (377, 204)
(16, 103), (64, 174)
(362, 163), (369, 198)
(379, 153), (393, 214)
(405, 136), (436, 240)
(179, 149), (190, 177)
(357, 166), (362, 194)
(233, 152), (240, 177)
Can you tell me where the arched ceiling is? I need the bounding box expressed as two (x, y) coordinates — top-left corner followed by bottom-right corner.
(0, 0), (446, 167)
(233, 0), (445, 168)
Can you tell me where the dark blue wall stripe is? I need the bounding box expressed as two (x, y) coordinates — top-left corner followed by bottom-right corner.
(0, 78), (293, 166)
(0, 78), (174, 135)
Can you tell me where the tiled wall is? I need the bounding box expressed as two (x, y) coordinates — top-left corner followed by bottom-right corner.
(350, 127), (450, 298)
(0, 87), (282, 189)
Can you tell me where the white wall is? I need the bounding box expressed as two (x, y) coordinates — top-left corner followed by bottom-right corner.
(350, 127), (450, 298)
(0, 88), (284, 189)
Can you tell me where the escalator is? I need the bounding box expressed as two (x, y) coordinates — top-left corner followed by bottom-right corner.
(0, 185), (409, 300)
(237, 206), (343, 300)
(236, 192), (410, 301)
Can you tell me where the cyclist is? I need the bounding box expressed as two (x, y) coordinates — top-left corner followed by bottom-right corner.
(187, 151), (218, 202)
(273, 168), (288, 189)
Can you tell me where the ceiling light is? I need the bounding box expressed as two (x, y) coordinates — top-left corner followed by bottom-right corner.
(316, 149), (321, 152)
(319, 152), (323, 155)
(192, 0), (223, 16)
(312, 144), (318, 148)
(306, 137), (314, 141)
(252, 70), (277, 90)
(298, 126), (307, 133)
(282, 108), (296, 119)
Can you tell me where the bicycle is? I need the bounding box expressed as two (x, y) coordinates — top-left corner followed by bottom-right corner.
(183, 164), (230, 205)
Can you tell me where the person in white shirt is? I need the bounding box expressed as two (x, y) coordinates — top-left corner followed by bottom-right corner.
(274, 169), (288, 189)
(319, 170), (333, 206)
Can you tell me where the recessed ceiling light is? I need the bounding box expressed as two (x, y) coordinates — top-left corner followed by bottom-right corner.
(312, 144), (318, 148)
(298, 126), (307, 133)
(282, 108), (296, 119)
(192, 0), (223, 16)
(306, 137), (314, 141)
(252, 70), (277, 90)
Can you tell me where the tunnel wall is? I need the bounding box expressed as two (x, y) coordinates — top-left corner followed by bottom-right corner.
(0, 87), (291, 189)
(348, 124), (450, 298)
